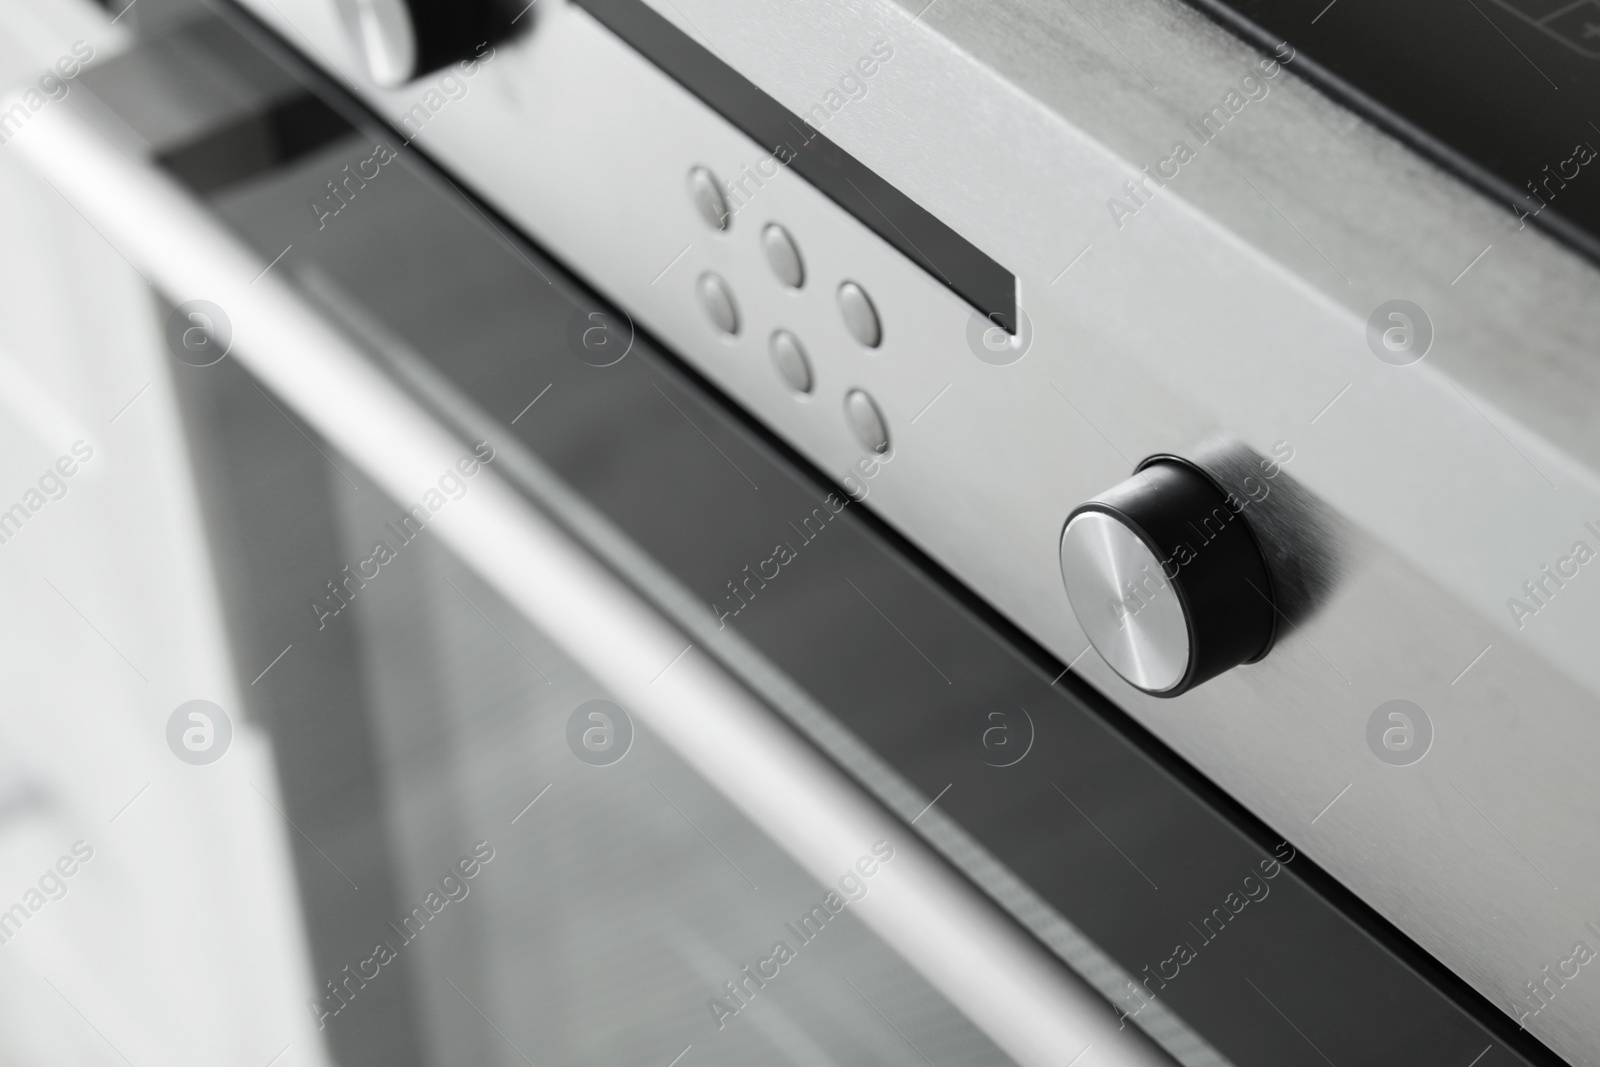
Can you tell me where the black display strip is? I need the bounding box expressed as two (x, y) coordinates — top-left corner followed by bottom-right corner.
(571, 0), (1019, 334)
(1185, 0), (1600, 268)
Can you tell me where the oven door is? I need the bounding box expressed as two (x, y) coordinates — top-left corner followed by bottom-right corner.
(0, 3), (1564, 1067)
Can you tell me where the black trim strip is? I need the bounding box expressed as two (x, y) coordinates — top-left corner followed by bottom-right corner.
(1182, 0), (1600, 271)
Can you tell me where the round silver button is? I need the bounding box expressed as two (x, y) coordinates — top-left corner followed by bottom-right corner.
(687, 167), (730, 230)
(769, 330), (813, 394)
(844, 389), (889, 453)
(697, 273), (739, 335)
(1059, 511), (1190, 693)
(334, 0), (418, 87)
(837, 282), (882, 348)
(761, 224), (805, 287)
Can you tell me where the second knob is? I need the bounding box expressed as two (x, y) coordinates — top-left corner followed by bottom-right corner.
(334, 0), (519, 87)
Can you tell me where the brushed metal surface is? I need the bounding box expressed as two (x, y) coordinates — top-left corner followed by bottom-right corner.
(224, 0), (1600, 1060)
(1060, 511), (1190, 693)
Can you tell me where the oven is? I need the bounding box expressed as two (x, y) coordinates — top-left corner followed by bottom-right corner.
(0, 0), (1594, 1064)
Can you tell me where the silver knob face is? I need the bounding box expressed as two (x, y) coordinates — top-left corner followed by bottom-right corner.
(1059, 511), (1189, 693)
(334, 0), (419, 88)
(1059, 458), (1277, 696)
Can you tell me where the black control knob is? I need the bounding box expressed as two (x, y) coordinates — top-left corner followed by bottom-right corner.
(1057, 456), (1276, 697)
(333, 0), (520, 87)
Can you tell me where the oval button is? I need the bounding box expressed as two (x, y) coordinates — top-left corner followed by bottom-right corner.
(844, 389), (890, 453)
(837, 282), (882, 348)
(687, 166), (730, 230)
(697, 273), (739, 335)
(761, 223), (805, 287)
(769, 330), (813, 394)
